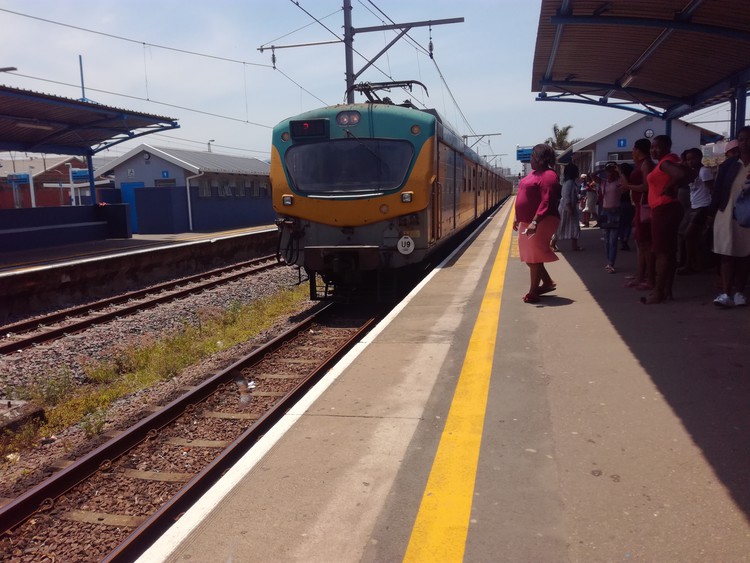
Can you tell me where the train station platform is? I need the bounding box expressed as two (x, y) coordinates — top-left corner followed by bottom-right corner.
(135, 203), (749, 561)
(0, 225), (276, 274)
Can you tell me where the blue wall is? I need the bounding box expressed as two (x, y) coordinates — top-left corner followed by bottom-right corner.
(132, 186), (275, 234)
(189, 186), (275, 232)
(0, 204), (131, 251)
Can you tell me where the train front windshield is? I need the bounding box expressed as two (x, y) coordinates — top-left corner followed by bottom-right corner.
(284, 139), (413, 195)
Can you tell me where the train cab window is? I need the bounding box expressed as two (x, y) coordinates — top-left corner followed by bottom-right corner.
(284, 138), (413, 195)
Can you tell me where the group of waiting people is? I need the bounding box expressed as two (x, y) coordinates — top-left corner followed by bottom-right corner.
(514, 128), (750, 307)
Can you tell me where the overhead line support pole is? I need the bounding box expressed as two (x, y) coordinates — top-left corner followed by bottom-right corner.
(343, 0), (463, 103)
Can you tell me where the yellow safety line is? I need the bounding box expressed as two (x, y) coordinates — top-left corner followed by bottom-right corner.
(403, 212), (515, 563)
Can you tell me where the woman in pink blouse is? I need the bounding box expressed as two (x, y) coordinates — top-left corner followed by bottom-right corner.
(513, 144), (562, 303)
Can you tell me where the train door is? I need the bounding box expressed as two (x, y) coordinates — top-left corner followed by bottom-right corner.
(438, 142), (456, 237)
(430, 138), (440, 244)
(476, 168), (482, 216)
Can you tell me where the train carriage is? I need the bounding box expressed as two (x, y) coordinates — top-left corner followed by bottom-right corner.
(271, 86), (511, 298)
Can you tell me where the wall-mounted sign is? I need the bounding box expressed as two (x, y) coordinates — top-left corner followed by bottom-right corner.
(617, 138), (627, 148)
(6, 173), (30, 182)
(161, 170), (169, 178)
(516, 147), (534, 162)
(71, 168), (90, 181)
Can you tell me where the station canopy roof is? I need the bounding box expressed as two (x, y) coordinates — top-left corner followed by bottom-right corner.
(0, 85), (179, 156)
(532, 0), (750, 120)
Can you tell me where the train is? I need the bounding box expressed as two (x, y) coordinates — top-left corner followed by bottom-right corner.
(270, 82), (512, 298)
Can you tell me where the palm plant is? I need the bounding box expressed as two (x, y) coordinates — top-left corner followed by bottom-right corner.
(546, 124), (582, 150)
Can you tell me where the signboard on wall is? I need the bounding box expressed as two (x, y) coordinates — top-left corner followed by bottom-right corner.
(516, 147), (533, 162)
(71, 168), (90, 181)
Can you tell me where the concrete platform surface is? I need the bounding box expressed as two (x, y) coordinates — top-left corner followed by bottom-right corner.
(132, 205), (750, 562)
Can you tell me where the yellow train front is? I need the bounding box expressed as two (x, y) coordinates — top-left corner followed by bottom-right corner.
(271, 102), (510, 298)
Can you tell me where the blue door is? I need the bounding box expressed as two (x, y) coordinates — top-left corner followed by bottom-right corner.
(120, 182), (144, 233)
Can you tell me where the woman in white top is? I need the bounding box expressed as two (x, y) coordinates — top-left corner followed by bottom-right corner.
(551, 163), (583, 251)
(710, 127), (750, 307)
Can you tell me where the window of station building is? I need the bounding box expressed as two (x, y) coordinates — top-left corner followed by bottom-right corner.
(154, 179), (176, 188)
(259, 183), (269, 198)
(218, 181), (233, 197)
(198, 179), (212, 198)
(236, 181), (247, 197)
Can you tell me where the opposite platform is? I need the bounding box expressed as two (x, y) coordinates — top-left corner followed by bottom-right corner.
(139, 204), (750, 562)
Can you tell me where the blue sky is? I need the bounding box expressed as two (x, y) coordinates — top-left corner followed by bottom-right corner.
(0, 0), (733, 173)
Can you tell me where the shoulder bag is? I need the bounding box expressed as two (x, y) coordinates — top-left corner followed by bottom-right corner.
(734, 186), (750, 228)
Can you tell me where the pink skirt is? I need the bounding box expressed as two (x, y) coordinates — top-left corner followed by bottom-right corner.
(518, 216), (560, 264)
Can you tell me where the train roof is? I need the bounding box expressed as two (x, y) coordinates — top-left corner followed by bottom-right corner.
(278, 102), (491, 169)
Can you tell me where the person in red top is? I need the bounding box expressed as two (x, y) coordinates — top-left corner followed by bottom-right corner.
(513, 143), (562, 303)
(643, 135), (691, 304)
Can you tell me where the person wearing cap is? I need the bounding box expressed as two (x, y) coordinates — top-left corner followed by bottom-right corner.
(581, 173), (599, 227)
(708, 126), (750, 307)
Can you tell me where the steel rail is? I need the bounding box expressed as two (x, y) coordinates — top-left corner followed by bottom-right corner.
(0, 255), (281, 355)
(0, 302), (339, 535)
(105, 308), (379, 562)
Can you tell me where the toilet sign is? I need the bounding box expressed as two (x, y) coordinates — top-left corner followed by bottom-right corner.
(397, 235), (414, 255)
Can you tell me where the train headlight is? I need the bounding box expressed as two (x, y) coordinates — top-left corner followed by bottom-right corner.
(401, 192), (413, 203)
(281, 131), (290, 142)
(282, 195), (294, 206)
(410, 124), (421, 135)
(380, 204), (389, 214)
(336, 111), (361, 126)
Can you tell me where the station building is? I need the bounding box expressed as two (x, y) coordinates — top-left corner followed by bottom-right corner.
(96, 144), (273, 234)
(0, 155), (103, 209)
(557, 113), (721, 173)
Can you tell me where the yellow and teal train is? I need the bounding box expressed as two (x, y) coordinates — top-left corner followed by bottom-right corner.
(271, 96), (511, 298)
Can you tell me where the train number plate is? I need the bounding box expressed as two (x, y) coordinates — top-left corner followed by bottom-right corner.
(397, 235), (415, 255)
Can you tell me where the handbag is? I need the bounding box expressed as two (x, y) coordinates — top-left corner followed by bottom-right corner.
(734, 187), (750, 228)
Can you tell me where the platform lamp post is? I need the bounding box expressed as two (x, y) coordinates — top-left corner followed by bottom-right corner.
(207, 139), (215, 153)
(28, 165), (36, 208)
(65, 162), (76, 206)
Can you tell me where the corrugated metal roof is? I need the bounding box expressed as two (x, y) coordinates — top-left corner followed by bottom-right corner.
(0, 156), (73, 177)
(95, 144), (270, 176)
(157, 147), (270, 175)
(0, 85), (179, 155)
(532, 1), (750, 121)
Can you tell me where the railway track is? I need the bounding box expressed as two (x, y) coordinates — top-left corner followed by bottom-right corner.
(0, 302), (381, 562)
(0, 255), (283, 355)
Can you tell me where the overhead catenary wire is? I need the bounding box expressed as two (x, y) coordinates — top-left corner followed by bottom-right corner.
(3, 3), (480, 158)
(0, 7), (329, 120)
(358, 0), (477, 136)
